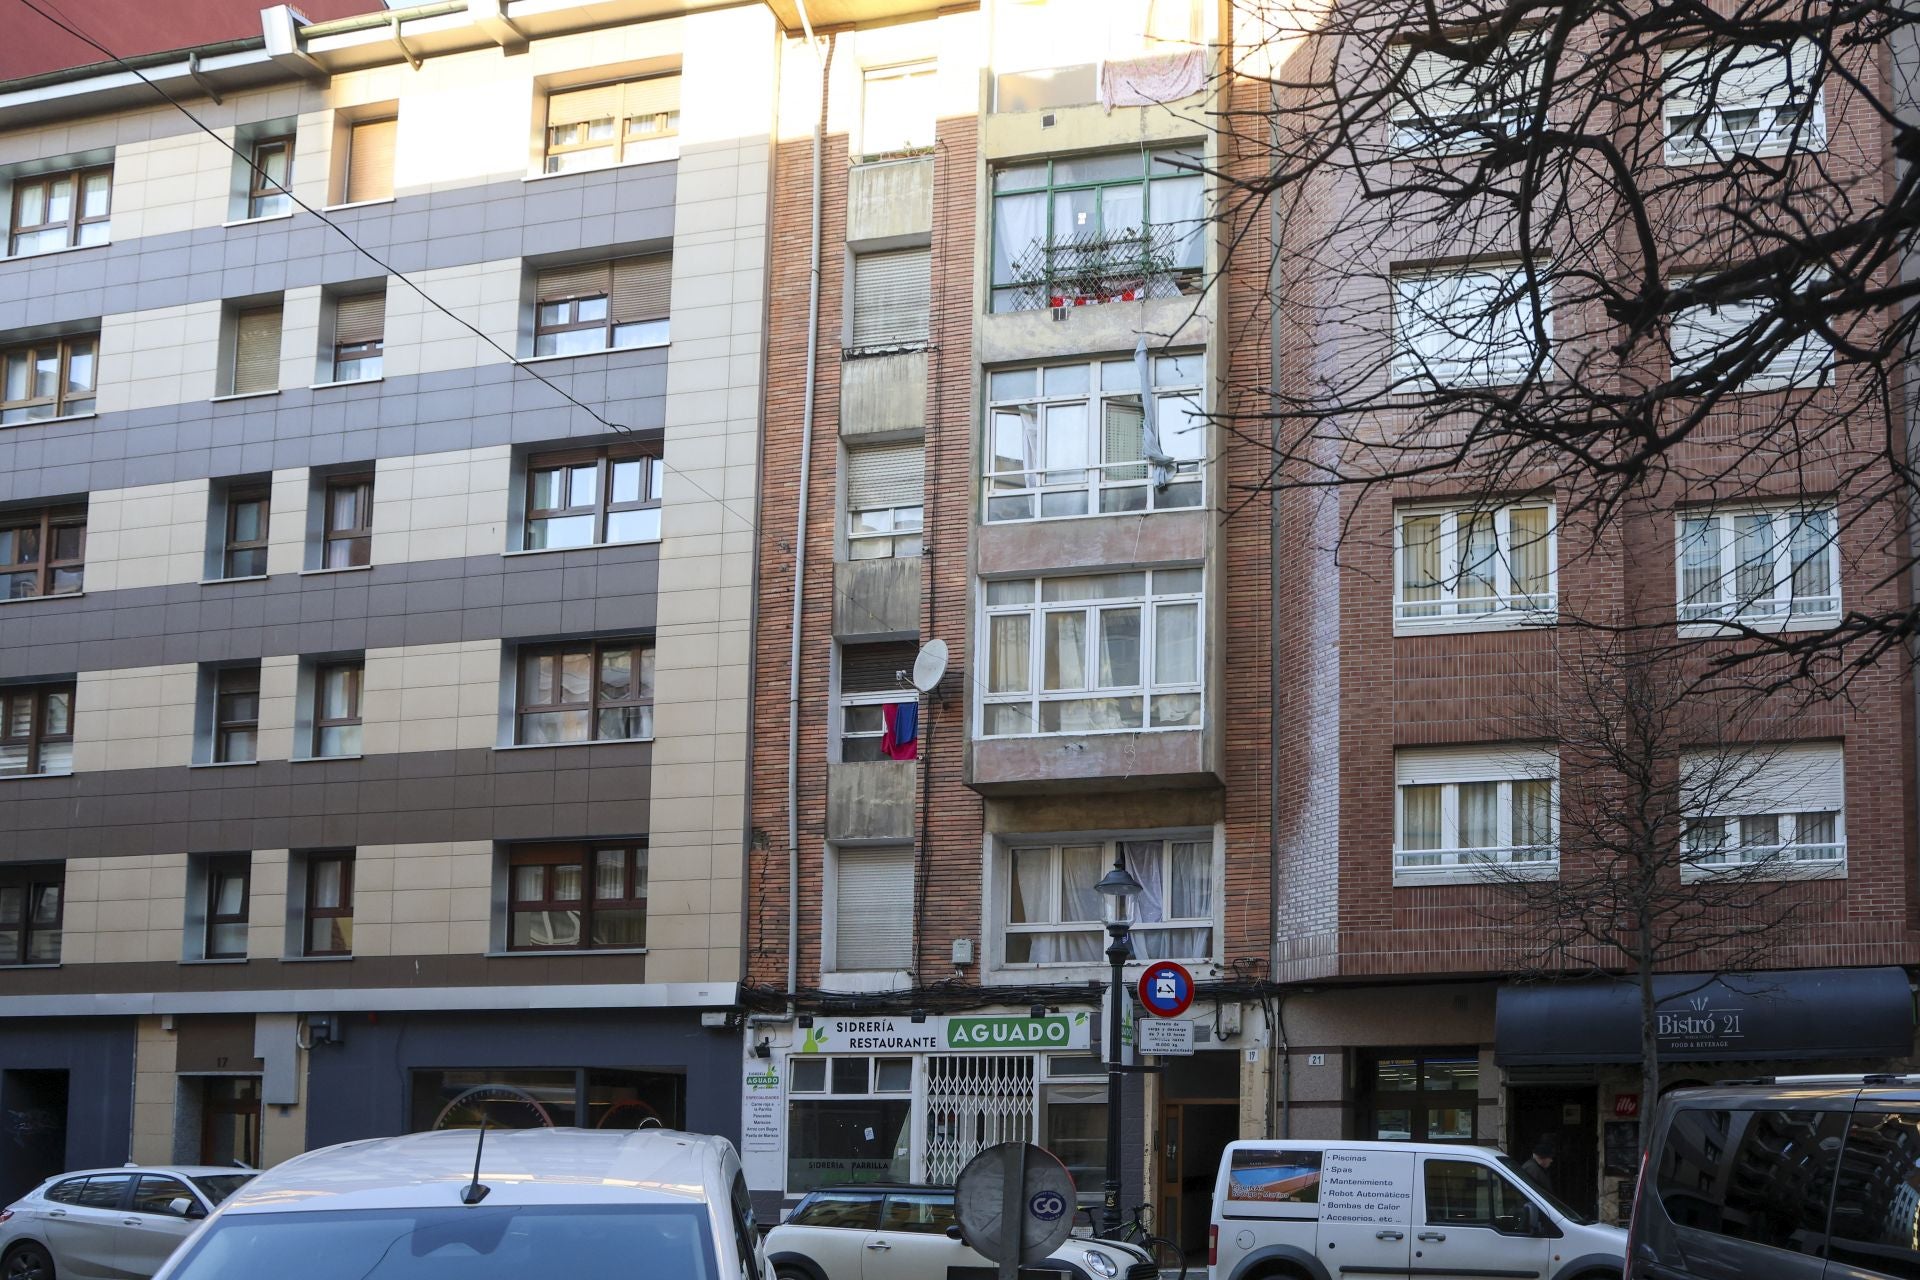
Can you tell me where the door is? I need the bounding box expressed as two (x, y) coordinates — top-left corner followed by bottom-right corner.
(42, 1173), (133, 1280)
(1506, 1085), (1598, 1218)
(1316, 1149), (1414, 1279)
(117, 1175), (204, 1277)
(198, 1076), (261, 1167)
(1415, 1156), (1551, 1280)
(863, 1192), (980, 1280)
(1158, 1101), (1239, 1257)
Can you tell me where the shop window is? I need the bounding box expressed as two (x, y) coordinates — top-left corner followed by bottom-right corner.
(1001, 837), (1213, 965)
(1042, 1069), (1107, 1197)
(787, 1055), (913, 1193)
(409, 1068), (685, 1132)
(1362, 1050), (1480, 1143)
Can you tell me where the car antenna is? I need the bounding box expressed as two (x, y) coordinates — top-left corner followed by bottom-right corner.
(461, 1118), (491, 1205)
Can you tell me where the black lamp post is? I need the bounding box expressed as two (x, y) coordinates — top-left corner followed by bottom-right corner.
(1094, 851), (1142, 1238)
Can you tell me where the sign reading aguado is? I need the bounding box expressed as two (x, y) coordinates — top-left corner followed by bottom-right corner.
(795, 1013), (1092, 1054)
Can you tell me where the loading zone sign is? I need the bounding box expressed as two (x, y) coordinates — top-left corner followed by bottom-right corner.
(1138, 961), (1196, 1018)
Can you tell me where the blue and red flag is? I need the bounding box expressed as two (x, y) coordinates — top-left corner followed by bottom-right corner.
(881, 701), (919, 760)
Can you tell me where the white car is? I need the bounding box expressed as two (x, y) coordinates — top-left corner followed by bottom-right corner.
(767, 1184), (1157, 1280)
(150, 1127), (764, 1280)
(0, 1164), (255, 1280)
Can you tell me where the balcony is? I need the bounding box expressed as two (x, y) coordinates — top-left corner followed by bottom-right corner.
(847, 157), (933, 246)
(969, 727), (1212, 795)
(827, 761), (916, 842)
(841, 351), (926, 442)
(835, 558), (919, 640)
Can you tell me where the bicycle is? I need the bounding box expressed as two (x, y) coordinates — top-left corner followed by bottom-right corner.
(1109, 1202), (1186, 1279)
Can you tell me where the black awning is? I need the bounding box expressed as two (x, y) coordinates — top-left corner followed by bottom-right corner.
(1495, 968), (1915, 1066)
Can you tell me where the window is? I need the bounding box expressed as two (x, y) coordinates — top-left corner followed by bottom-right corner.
(1393, 264), (1548, 386)
(1676, 505), (1837, 627)
(507, 843), (647, 950)
(1394, 746), (1558, 880)
(0, 683), (74, 776)
(203, 854), (250, 960)
(1, 505), (85, 598)
(221, 487), (270, 578)
(303, 852), (354, 956)
(0, 862), (62, 965)
(880, 1192), (958, 1235)
(342, 117), (396, 204)
(2, 333), (97, 422)
(1830, 1111), (1920, 1275)
(850, 249), (931, 349)
(1003, 837), (1213, 964)
(862, 64), (936, 156)
(846, 443), (923, 560)
(1042, 1069), (1108, 1196)
(991, 148), (1204, 312)
(1388, 35), (1543, 155)
(313, 661), (363, 757)
(1664, 39), (1825, 163)
(833, 847), (913, 971)
(1364, 1051), (1479, 1142)
(839, 641), (917, 762)
(1423, 1159), (1536, 1228)
(1653, 1108), (1842, 1251)
(9, 166), (111, 255)
(322, 475), (373, 568)
(213, 666), (260, 764)
(409, 1067), (684, 1130)
(129, 1175), (197, 1218)
(330, 293), (384, 382)
(1668, 278), (1832, 391)
(515, 639), (654, 744)
(544, 75), (681, 173)
(524, 446), (663, 549)
(1395, 502), (1554, 629)
(227, 304), (283, 395)
(786, 1056), (912, 1192)
(981, 568), (1202, 737)
(985, 355), (1205, 521)
(246, 135), (293, 219)
(788, 1192), (885, 1229)
(533, 257), (671, 355)
(1680, 742), (1845, 873)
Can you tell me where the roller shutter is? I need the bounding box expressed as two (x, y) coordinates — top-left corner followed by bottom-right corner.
(345, 117), (397, 203)
(334, 292), (385, 345)
(851, 248), (931, 348)
(610, 256), (672, 323)
(834, 847), (914, 971)
(232, 306), (283, 394)
(538, 261), (611, 303)
(846, 442), (924, 510)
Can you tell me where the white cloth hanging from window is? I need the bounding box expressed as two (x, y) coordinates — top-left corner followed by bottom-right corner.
(1099, 49), (1205, 112)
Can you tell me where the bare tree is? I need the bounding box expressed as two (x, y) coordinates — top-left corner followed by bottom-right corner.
(1210, 0), (1918, 676)
(1471, 636), (1833, 1153)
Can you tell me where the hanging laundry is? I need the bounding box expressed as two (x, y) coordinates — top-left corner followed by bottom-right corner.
(881, 700), (920, 760)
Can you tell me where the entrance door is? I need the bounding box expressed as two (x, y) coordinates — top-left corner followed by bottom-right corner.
(0, 1069), (68, 1205)
(1157, 1102), (1239, 1256)
(199, 1076), (262, 1167)
(1506, 1085), (1598, 1217)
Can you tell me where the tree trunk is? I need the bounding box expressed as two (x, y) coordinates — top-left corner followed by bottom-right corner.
(1637, 951), (1659, 1159)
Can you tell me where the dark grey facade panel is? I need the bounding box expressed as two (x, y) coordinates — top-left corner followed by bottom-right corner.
(0, 742), (653, 860)
(0, 163), (678, 334)
(0, 542), (660, 680)
(0, 1017), (136, 1203)
(0, 350), (669, 507)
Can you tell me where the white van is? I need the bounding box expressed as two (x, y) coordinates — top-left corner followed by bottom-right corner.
(1209, 1139), (1626, 1280)
(149, 1127), (765, 1280)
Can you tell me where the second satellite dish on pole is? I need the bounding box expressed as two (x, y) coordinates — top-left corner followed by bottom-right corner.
(911, 638), (949, 693)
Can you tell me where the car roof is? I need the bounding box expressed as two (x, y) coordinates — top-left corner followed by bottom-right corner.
(1222, 1138), (1510, 1158)
(46, 1166), (253, 1183)
(217, 1128), (731, 1215)
(802, 1184), (945, 1195)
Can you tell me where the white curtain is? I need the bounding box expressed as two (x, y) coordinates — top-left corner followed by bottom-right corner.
(1011, 849), (1057, 963)
(1055, 847), (1104, 963)
(1459, 782), (1498, 849)
(1152, 174), (1204, 269)
(1168, 841), (1211, 917)
(993, 192), (1047, 289)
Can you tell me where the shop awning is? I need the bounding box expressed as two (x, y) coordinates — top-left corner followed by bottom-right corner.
(1495, 968), (1915, 1066)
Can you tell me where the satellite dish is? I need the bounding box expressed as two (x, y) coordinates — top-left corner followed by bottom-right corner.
(911, 639), (949, 693)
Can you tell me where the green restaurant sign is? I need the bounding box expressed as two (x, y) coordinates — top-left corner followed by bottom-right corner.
(795, 1013), (1092, 1054)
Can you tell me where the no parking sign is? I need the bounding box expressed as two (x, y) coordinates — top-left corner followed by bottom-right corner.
(1137, 960), (1195, 1018)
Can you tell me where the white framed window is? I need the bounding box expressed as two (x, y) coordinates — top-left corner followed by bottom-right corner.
(1395, 501), (1555, 630)
(832, 847), (914, 971)
(1394, 746), (1558, 883)
(1663, 39), (1825, 164)
(1388, 33), (1544, 155)
(838, 640), (917, 762)
(984, 355), (1205, 522)
(1680, 742), (1845, 875)
(1392, 264), (1549, 387)
(861, 63), (937, 157)
(1676, 504), (1838, 630)
(980, 568), (1202, 737)
(544, 75), (681, 174)
(840, 694), (916, 760)
(1668, 276), (1832, 391)
(1001, 837), (1214, 966)
(846, 442), (924, 561)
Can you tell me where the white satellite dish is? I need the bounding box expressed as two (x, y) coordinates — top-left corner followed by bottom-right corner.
(910, 639), (950, 693)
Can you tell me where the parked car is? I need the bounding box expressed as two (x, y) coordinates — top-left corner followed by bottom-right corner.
(1209, 1138), (1626, 1280)
(1627, 1074), (1920, 1280)
(0, 1164), (254, 1280)
(767, 1184), (1157, 1280)
(149, 1127), (762, 1280)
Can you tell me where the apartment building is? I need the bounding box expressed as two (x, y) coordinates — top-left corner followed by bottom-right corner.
(0, 0), (771, 1196)
(741, 0), (1278, 1245)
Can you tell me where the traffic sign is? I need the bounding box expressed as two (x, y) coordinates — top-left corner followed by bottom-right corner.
(1137, 960), (1195, 1018)
(1137, 1017), (1195, 1056)
(954, 1142), (1078, 1280)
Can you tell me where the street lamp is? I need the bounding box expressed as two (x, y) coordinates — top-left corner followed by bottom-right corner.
(1095, 851), (1142, 1238)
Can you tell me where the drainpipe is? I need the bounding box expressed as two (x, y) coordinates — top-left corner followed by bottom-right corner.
(1267, 68), (1288, 1142)
(784, 0), (831, 1011)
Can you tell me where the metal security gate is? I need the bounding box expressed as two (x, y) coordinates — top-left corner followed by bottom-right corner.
(923, 1054), (1034, 1184)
